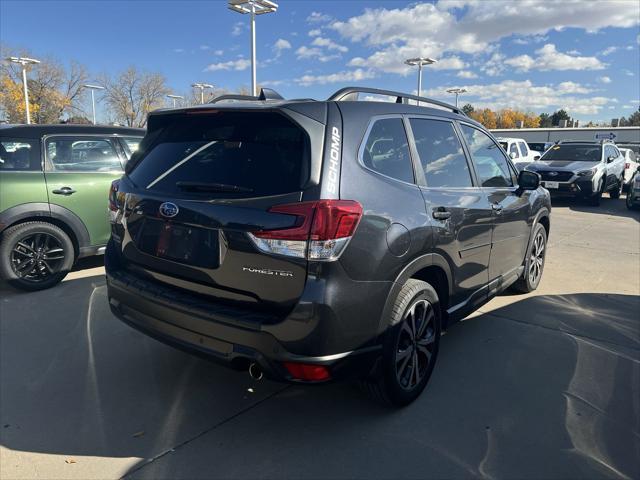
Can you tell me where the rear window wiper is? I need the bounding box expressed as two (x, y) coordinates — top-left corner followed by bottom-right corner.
(176, 181), (254, 193)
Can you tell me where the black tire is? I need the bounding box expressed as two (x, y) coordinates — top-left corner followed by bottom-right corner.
(362, 279), (441, 407)
(609, 176), (622, 199)
(588, 178), (604, 206)
(0, 221), (75, 291)
(511, 223), (547, 294)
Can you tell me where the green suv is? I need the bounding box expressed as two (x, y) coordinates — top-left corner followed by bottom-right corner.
(0, 124), (144, 290)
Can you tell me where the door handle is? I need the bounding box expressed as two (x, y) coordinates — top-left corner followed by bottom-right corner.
(52, 187), (77, 196)
(432, 207), (451, 220)
(491, 203), (503, 214)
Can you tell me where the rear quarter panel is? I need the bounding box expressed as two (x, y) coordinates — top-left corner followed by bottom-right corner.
(0, 171), (49, 216)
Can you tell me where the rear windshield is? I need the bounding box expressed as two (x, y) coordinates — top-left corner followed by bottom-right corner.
(541, 144), (602, 162)
(128, 111), (309, 197)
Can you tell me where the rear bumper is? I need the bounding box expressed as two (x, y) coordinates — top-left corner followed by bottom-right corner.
(105, 241), (387, 382)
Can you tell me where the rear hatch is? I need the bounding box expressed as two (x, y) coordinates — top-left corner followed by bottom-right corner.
(115, 108), (324, 314)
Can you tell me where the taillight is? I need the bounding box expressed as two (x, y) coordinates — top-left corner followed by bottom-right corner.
(283, 362), (331, 382)
(625, 162), (630, 169)
(248, 200), (363, 261)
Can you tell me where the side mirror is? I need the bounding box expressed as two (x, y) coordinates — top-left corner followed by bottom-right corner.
(533, 155), (541, 161)
(606, 156), (615, 163)
(509, 151), (517, 159)
(518, 170), (540, 192)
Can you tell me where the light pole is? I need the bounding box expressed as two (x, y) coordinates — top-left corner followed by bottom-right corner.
(7, 56), (40, 124)
(228, 0), (278, 97)
(404, 57), (436, 105)
(191, 83), (214, 104)
(446, 88), (467, 108)
(83, 84), (105, 124)
(167, 94), (184, 108)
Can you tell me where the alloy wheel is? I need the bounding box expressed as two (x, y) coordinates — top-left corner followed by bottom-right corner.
(395, 299), (436, 390)
(528, 231), (545, 286)
(10, 233), (66, 282)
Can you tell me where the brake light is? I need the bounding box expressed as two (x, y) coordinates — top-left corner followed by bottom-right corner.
(625, 162), (630, 169)
(108, 179), (120, 213)
(283, 362), (331, 382)
(248, 200), (363, 261)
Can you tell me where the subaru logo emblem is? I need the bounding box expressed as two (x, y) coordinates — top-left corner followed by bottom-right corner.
(548, 172), (558, 177)
(159, 202), (179, 218)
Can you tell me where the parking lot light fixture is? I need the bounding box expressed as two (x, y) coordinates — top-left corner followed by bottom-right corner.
(228, 0), (278, 97)
(7, 56), (40, 124)
(167, 94), (184, 108)
(446, 88), (467, 108)
(83, 84), (105, 125)
(191, 83), (214, 104)
(404, 57), (436, 105)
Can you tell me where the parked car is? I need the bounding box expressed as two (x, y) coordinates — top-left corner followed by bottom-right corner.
(527, 142), (550, 154)
(496, 137), (541, 169)
(106, 87), (550, 406)
(525, 141), (625, 206)
(626, 166), (640, 210)
(619, 148), (639, 190)
(0, 124), (144, 290)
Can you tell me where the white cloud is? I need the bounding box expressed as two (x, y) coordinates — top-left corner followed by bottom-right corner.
(311, 37), (348, 52)
(329, 1), (638, 75)
(504, 44), (605, 72)
(598, 76), (612, 84)
(273, 38), (292, 56)
(213, 49), (224, 56)
(296, 68), (376, 86)
(204, 58), (251, 72)
(566, 49), (581, 55)
(231, 22), (244, 36)
(295, 46), (340, 63)
(424, 79), (612, 115)
(457, 70), (478, 79)
(622, 69), (635, 76)
(307, 11), (332, 23)
(601, 46), (618, 56)
(308, 29), (322, 37)
(200, 45), (210, 51)
(481, 52), (506, 77)
(513, 34), (548, 45)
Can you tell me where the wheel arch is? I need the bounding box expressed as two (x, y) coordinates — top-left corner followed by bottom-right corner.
(378, 253), (453, 334)
(0, 203), (90, 257)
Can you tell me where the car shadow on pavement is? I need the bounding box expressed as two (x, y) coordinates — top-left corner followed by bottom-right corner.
(1, 276), (638, 480)
(552, 194), (640, 222)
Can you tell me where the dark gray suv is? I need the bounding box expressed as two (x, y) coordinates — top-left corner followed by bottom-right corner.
(105, 87), (550, 406)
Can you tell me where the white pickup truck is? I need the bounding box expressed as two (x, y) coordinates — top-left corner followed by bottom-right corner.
(496, 137), (542, 168)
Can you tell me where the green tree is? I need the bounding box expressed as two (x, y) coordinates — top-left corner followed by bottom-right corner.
(461, 103), (474, 115)
(538, 113), (552, 128)
(551, 109), (570, 126)
(628, 107), (640, 126)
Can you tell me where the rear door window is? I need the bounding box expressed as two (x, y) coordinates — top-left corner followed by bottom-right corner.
(509, 143), (519, 158)
(460, 125), (513, 188)
(361, 117), (414, 184)
(0, 138), (39, 171)
(409, 118), (472, 187)
(128, 112), (309, 197)
(518, 142), (528, 157)
(46, 137), (123, 172)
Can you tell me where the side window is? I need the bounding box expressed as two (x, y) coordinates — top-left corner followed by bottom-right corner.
(604, 145), (614, 160)
(362, 118), (414, 184)
(509, 143), (519, 158)
(121, 137), (142, 159)
(46, 137), (123, 172)
(0, 138), (39, 171)
(518, 142), (529, 157)
(409, 119), (473, 188)
(460, 125), (513, 188)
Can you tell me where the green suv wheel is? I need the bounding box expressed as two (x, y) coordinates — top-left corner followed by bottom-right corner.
(0, 221), (75, 291)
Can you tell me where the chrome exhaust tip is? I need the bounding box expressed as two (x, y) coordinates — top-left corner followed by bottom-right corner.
(248, 363), (263, 380)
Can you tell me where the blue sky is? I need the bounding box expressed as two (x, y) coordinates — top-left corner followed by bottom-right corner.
(1, 0), (639, 122)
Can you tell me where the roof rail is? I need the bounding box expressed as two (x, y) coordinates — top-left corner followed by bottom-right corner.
(210, 87), (284, 104)
(327, 87), (465, 115)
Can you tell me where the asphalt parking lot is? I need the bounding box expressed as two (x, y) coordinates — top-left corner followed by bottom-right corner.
(1, 194), (638, 480)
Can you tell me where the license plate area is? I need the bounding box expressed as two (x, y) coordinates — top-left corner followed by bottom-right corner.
(544, 181), (559, 189)
(134, 218), (219, 268)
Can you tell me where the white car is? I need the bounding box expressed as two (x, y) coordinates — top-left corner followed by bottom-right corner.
(619, 148), (639, 188)
(496, 137), (541, 167)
